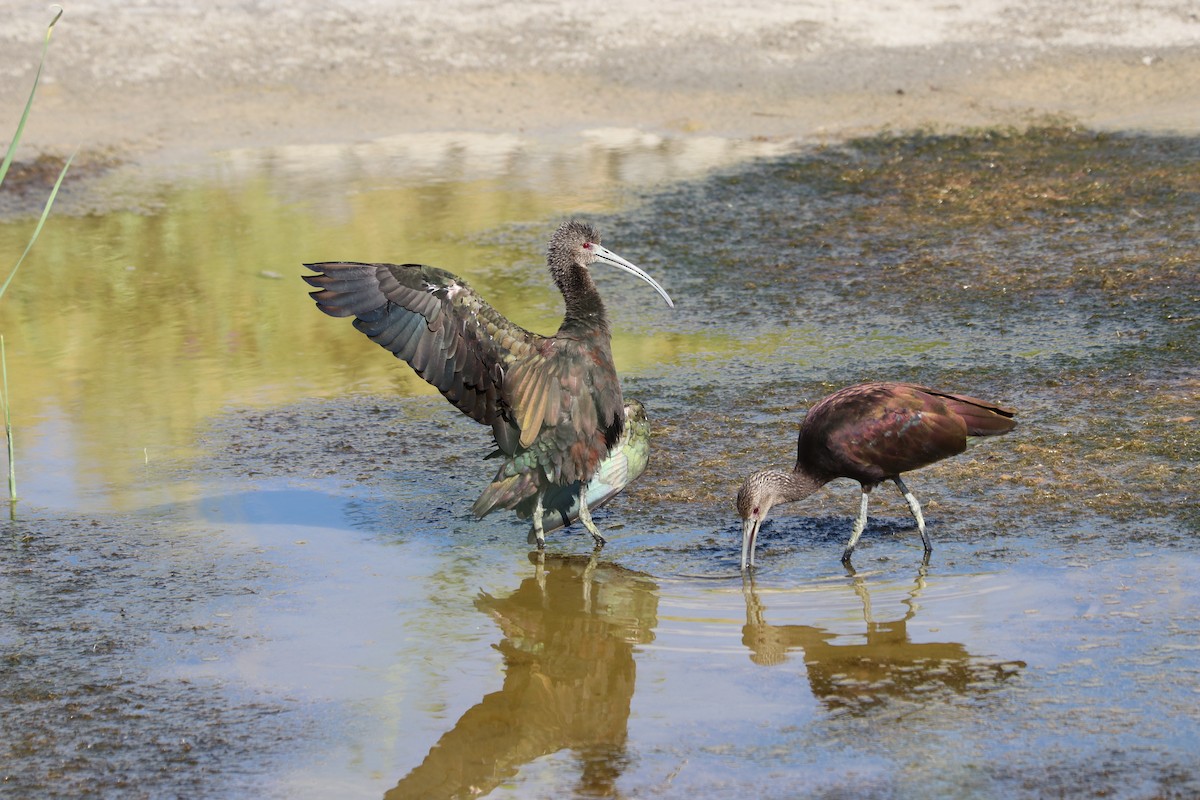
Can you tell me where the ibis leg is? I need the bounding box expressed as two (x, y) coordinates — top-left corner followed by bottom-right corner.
(532, 494), (546, 549)
(841, 490), (871, 563)
(578, 491), (607, 549)
(893, 477), (931, 552)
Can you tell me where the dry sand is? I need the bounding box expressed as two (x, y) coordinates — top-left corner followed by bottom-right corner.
(2, 0), (1199, 170)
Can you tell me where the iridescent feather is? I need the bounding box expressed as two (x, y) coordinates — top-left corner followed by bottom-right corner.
(304, 221), (673, 546)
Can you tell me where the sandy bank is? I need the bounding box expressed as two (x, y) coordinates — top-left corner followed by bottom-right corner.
(1, 0), (1198, 170)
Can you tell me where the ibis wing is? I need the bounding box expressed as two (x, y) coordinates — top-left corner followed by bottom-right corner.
(470, 351), (622, 516)
(304, 261), (566, 453)
(806, 382), (1017, 482)
(806, 383), (969, 481)
(532, 399), (650, 535)
(835, 407), (968, 479)
(504, 351), (566, 448)
(895, 383), (1017, 437)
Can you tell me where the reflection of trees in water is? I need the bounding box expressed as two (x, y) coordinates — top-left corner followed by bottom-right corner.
(741, 567), (1025, 714)
(386, 554), (658, 800)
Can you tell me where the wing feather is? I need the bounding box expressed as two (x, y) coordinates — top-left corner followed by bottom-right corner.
(897, 383), (1017, 437)
(306, 262), (542, 430)
(519, 386), (549, 448)
(801, 382), (1015, 483)
(306, 259), (628, 519)
(357, 308), (423, 359)
(544, 380), (563, 428)
(507, 355), (560, 448)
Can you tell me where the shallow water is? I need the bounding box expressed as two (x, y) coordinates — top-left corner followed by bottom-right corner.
(1, 128), (1198, 798)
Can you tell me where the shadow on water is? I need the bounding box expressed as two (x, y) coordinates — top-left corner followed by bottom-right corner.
(2, 128), (1199, 797)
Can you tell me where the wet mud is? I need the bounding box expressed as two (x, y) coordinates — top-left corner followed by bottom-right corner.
(616, 127), (1199, 535)
(1, 512), (308, 797)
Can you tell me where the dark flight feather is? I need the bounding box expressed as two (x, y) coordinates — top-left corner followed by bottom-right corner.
(305, 258), (624, 516)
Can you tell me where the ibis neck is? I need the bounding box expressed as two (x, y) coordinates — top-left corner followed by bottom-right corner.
(557, 268), (610, 335)
(769, 468), (827, 505)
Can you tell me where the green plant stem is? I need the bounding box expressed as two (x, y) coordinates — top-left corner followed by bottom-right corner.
(1, 336), (13, 502)
(0, 151), (75, 301)
(0, 6), (63, 187)
(0, 5), (70, 506)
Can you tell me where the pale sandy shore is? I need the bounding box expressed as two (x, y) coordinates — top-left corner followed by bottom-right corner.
(2, 0), (1199, 170)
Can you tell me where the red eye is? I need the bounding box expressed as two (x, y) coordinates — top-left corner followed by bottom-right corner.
(582, 242), (592, 250)
(753, 507), (760, 516)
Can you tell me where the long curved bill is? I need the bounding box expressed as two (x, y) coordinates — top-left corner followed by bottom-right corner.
(741, 517), (759, 570)
(593, 244), (675, 308)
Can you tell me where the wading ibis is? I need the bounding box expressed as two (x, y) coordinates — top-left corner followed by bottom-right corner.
(736, 382), (1016, 568)
(304, 221), (672, 548)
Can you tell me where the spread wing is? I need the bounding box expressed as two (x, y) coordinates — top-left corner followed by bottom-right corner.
(304, 262), (569, 456)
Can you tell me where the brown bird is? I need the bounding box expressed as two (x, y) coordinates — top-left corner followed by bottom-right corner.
(736, 382), (1016, 567)
(304, 220), (673, 548)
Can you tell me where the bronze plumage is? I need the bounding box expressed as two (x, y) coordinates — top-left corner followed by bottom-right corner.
(304, 220), (672, 547)
(737, 382), (1017, 567)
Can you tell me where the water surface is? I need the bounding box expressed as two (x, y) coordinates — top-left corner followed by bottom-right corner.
(1, 128), (1198, 798)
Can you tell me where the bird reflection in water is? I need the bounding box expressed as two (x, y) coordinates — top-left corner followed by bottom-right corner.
(741, 567), (1024, 713)
(386, 554), (658, 799)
